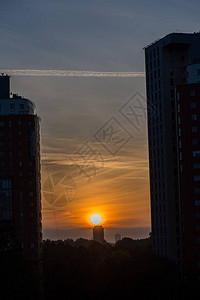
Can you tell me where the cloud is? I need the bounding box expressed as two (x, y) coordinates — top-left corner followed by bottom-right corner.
(0, 69), (145, 78)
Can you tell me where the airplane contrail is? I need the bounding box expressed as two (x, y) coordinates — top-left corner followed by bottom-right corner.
(0, 69), (145, 78)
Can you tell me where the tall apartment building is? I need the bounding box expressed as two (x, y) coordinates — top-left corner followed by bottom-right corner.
(176, 63), (200, 280)
(144, 33), (200, 262)
(0, 75), (42, 274)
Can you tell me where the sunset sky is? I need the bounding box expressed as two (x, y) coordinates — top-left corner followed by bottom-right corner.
(0, 0), (200, 242)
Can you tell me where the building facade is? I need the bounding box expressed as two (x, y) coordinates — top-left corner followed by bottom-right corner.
(144, 33), (200, 262)
(0, 75), (42, 275)
(176, 63), (200, 281)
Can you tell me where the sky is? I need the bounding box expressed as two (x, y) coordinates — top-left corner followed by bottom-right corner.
(0, 0), (200, 242)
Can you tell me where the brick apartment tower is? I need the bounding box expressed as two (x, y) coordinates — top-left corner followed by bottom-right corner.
(0, 75), (42, 283)
(144, 33), (200, 266)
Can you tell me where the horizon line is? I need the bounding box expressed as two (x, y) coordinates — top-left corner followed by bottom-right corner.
(0, 69), (145, 78)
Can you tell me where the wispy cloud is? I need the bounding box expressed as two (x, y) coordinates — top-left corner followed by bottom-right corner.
(0, 69), (145, 78)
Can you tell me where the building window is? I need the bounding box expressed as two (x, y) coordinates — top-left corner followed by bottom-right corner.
(192, 126), (198, 133)
(196, 225), (200, 231)
(19, 161), (22, 166)
(10, 104), (15, 109)
(30, 243), (35, 249)
(196, 212), (200, 219)
(179, 152), (182, 160)
(195, 200), (200, 207)
(178, 116), (181, 124)
(18, 141), (22, 146)
(190, 90), (196, 97)
(0, 121), (4, 127)
(30, 202), (34, 207)
(18, 131), (22, 136)
(192, 114), (197, 121)
(198, 69), (200, 76)
(20, 104), (24, 109)
(191, 102), (196, 109)
(19, 172), (22, 177)
(193, 151), (200, 157)
(18, 121), (21, 126)
(192, 138), (198, 145)
(0, 152), (5, 157)
(195, 188), (200, 194)
(177, 92), (180, 101)
(29, 192), (33, 197)
(194, 175), (200, 182)
(194, 163), (200, 169)
(180, 165), (183, 173)
(179, 140), (182, 149)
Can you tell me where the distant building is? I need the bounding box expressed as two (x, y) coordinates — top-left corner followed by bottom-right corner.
(0, 75), (42, 290)
(93, 225), (104, 243)
(115, 233), (121, 243)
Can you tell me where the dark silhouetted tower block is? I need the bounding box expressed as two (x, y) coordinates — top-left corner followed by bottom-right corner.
(144, 33), (200, 262)
(0, 75), (10, 99)
(0, 75), (42, 297)
(93, 225), (104, 243)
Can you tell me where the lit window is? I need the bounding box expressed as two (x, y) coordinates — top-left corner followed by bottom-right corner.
(30, 243), (35, 249)
(178, 104), (180, 112)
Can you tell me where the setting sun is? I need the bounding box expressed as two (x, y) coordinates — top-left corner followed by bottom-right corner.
(89, 213), (103, 225)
